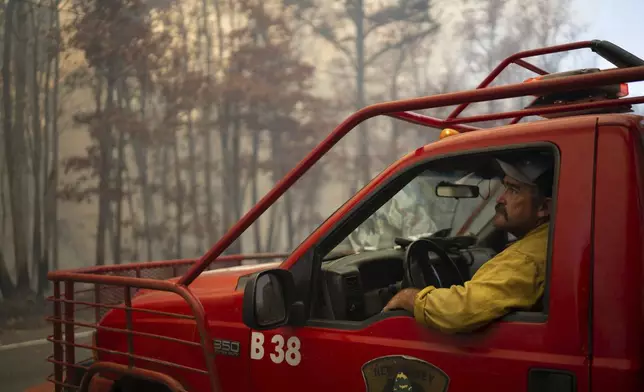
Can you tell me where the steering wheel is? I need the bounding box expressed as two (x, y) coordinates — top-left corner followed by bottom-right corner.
(402, 238), (466, 290)
(429, 228), (452, 238)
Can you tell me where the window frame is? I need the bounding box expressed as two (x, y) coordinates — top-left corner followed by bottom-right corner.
(302, 142), (561, 330)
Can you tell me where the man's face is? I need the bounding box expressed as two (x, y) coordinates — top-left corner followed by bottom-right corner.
(493, 176), (550, 237)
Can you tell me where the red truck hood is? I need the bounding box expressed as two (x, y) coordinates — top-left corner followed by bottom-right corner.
(131, 261), (282, 305)
(96, 262), (284, 368)
(177, 261), (282, 292)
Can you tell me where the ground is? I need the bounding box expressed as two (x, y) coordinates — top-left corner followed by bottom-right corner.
(0, 325), (93, 392)
(0, 296), (49, 331)
(0, 296), (63, 392)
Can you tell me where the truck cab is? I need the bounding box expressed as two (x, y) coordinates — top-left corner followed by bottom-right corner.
(242, 112), (644, 392)
(44, 40), (644, 392)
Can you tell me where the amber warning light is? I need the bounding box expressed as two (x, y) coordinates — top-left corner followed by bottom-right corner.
(440, 128), (460, 139)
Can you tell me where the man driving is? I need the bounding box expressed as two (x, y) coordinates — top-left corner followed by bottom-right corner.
(383, 157), (554, 334)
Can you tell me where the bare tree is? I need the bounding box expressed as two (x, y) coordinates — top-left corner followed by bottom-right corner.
(285, 0), (441, 188)
(2, 0), (32, 296)
(459, 0), (584, 121)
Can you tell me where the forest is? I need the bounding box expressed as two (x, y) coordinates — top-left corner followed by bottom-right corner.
(0, 0), (585, 324)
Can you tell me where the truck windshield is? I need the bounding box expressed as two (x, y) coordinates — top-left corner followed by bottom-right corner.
(331, 169), (503, 253)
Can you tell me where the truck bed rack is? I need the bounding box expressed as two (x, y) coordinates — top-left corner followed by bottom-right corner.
(46, 254), (288, 392)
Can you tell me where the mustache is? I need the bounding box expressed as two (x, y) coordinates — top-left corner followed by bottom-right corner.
(495, 203), (508, 217)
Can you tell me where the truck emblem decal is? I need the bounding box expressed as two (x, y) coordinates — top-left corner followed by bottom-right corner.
(213, 338), (241, 357)
(361, 355), (449, 392)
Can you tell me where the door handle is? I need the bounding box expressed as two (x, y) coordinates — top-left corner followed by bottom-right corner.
(528, 368), (576, 392)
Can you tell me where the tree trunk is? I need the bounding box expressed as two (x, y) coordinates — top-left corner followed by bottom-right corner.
(202, 0), (216, 245)
(1, 152), (6, 246)
(161, 142), (170, 258)
(388, 49), (405, 162)
(4, 0), (32, 293)
(112, 84), (126, 265)
(177, 4), (201, 254)
(218, 0), (235, 253)
(113, 129), (124, 265)
(30, 9), (45, 293)
(219, 100), (231, 253)
(95, 75), (112, 266)
(229, 102), (242, 254)
(354, 0), (369, 188)
(186, 113), (200, 253)
(250, 130), (261, 252)
(284, 191), (294, 251)
(173, 129), (184, 259)
(123, 165), (139, 260)
(0, 251), (16, 299)
(218, 97), (241, 255)
(267, 129), (284, 252)
(202, 0), (216, 246)
(264, 205), (281, 253)
(131, 72), (153, 261)
(51, 4), (60, 270)
(42, 37), (52, 293)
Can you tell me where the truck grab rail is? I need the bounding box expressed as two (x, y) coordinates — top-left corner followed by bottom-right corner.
(388, 40), (644, 130)
(46, 253), (289, 392)
(48, 273), (220, 392)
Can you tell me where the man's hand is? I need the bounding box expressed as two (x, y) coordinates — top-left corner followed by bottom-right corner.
(383, 288), (420, 313)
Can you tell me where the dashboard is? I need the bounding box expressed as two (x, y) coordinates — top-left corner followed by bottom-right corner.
(317, 244), (498, 321)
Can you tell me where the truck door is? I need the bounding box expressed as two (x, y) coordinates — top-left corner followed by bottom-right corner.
(247, 123), (597, 392)
(588, 120), (644, 391)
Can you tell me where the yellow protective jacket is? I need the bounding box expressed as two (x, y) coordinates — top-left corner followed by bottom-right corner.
(413, 223), (549, 334)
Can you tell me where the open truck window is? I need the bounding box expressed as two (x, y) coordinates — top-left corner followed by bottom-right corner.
(307, 146), (557, 325)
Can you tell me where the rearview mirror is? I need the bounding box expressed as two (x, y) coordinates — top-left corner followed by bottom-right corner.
(242, 269), (303, 330)
(435, 181), (480, 198)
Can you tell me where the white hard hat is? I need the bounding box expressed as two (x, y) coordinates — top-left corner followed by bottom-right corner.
(496, 158), (552, 186)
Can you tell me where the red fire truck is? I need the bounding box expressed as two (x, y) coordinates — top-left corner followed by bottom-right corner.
(40, 40), (644, 392)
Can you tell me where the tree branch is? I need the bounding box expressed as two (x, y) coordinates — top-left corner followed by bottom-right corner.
(365, 25), (439, 66)
(363, 18), (389, 40)
(301, 18), (356, 67)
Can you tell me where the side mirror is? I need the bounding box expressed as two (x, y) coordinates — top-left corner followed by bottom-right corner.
(435, 181), (480, 198)
(242, 269), (303, 330)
